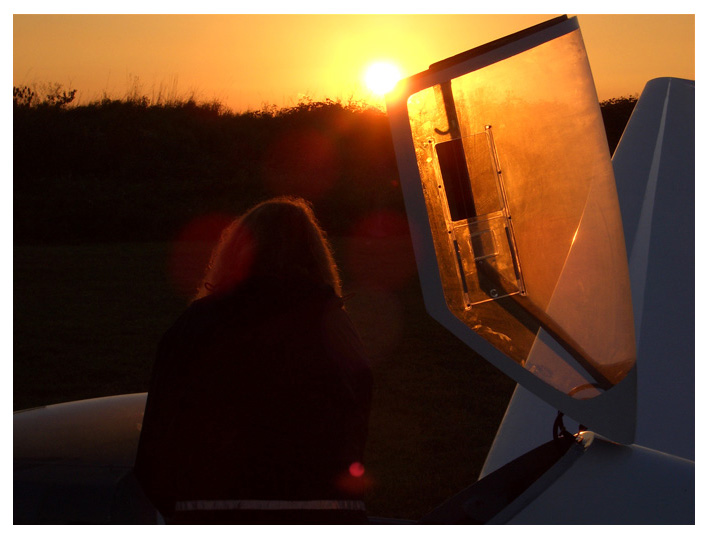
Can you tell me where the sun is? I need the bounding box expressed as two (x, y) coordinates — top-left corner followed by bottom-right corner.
(364, 61), (402, 95)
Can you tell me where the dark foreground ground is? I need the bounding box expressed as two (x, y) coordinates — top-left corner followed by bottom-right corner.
(14, 234), (515, 520)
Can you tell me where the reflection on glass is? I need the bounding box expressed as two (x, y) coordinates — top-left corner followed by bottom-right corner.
(434, 129), (525, 307)
(406, 29), (636, 398)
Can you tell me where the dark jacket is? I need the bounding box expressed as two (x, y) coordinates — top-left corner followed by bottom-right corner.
(134, 277), (372, 519)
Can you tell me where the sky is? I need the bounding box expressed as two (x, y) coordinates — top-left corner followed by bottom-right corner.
(12, 10), (696, 112)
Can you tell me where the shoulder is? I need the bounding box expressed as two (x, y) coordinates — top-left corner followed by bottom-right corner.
(161, 294), (223, 340)
(319, 296), (371, 369)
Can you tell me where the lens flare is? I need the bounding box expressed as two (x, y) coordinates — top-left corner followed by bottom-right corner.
(262, 127), (337, 201)
(349, 462), (365, 478)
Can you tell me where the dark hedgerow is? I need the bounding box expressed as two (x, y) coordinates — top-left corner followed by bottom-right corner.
(600, 95), (638, 155)
(13, 87), (636, 245)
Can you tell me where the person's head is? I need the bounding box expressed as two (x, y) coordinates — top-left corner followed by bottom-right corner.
(195, 197), (341, 300)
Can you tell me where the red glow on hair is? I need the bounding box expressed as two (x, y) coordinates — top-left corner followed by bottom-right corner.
(349, 462), (365, 478)
(168, 213), (234, 297)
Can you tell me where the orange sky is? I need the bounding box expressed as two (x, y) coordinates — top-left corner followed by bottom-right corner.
(13, 13), (695, 111)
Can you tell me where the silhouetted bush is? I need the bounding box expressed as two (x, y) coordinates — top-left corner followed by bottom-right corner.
(14, 83), (76, 109)
(14, 94), (400, 243)
(600, 95), (638, 154)
(13, 90), (635, 244)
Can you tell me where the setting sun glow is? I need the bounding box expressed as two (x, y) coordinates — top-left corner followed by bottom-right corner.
(13, 15), (695, 111)
(364, 62), (402, 95)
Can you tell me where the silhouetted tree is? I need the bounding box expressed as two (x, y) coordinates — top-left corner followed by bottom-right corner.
(600, 95), (638, 155)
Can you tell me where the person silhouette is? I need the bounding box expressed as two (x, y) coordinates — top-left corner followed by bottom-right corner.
(135, 197), (373, 524)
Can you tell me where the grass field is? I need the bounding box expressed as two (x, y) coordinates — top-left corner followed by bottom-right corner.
(13, 234), (515, 520)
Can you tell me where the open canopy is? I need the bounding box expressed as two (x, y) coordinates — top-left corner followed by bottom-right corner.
(387, 16), (636, 443)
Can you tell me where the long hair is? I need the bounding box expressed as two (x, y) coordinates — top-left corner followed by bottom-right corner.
(194, 197), (341, 300)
